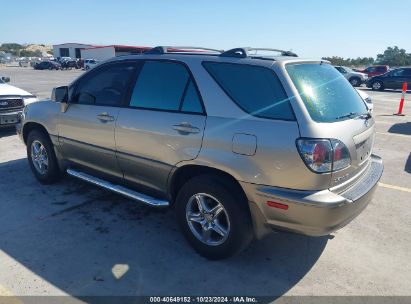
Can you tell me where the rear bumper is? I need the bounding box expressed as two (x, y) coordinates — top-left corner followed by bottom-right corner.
(242, 154), (383, 237)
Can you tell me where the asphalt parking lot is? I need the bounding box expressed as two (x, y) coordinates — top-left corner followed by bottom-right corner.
(0, 66), (410, 300)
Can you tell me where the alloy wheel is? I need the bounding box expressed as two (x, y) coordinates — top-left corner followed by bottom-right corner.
(31, 140), (49, 175)
(186, 193), (231, 246)
(372, 81), (382, 90)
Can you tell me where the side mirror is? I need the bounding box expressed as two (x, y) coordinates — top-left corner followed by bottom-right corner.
(51, 86), (68, 103)
(1, 76), (10, 83)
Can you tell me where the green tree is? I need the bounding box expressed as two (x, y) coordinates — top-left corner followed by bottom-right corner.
(0, 43), (24, 55)
(376, 46), (411, 66)
(19, 49), (40, 57)
(322, 56), (375, 67)
(321, 56), (350, 66)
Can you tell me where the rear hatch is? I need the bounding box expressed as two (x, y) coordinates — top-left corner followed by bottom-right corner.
(285, 62), (374, 191)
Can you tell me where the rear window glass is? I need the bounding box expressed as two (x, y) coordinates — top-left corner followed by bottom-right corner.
(203, 62), (295, 120)
(286, 63), (368, 122)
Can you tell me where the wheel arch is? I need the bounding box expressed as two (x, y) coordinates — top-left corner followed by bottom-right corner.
(22, 122), (50, 144)
(168, 165), (248, 206)
(349, 76), (361, 83)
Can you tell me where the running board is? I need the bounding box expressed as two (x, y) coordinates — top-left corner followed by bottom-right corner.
(66, 169), (169, 207)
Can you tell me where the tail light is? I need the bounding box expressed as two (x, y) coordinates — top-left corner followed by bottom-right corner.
(296, 138), (351, 173)
(331, 139), (351, 170)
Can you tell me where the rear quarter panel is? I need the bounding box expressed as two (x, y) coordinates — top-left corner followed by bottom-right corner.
(179, 116), (332, 190)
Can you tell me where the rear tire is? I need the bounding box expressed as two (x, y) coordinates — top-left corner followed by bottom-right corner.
(27, 129), (62, 184)
(175, 175), (253, 260)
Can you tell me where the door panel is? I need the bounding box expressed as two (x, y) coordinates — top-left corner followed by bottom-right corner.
(58, 104), (122, 177)
(384, 76), (397, 89)
(115, 109), (206, 193)
(393, 77), (407, 89)
(114, 59), (206, 193)
(58, 60), (137, 177)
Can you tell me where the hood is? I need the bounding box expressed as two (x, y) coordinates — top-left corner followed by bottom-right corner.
(0, 83), (34, 97)
(353, 71), (367, 77)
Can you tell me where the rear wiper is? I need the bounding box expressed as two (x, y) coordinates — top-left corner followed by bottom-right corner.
(336, 112), (371, 120)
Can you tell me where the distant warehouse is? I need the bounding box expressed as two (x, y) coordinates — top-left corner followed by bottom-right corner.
(53, 43), (150, 60)
(81, 45), (151, 60)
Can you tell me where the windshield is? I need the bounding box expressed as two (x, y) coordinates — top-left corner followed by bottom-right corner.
(343, 66), (354, 73)
(286, 63), (368, 122)
(0, 78), (4, 84)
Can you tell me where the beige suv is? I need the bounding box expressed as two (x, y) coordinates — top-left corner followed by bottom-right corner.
(17, 46), (383, 259)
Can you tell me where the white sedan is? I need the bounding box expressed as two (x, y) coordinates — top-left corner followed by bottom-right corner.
(0, 76), (38, 127)
(84, 59), (100, 70)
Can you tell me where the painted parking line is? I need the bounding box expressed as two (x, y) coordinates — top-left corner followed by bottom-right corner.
(379, 182), (411, 193)
(0, 284), (13, 296)
(0, 284), (23, 304)
(376, 132), (410, 138)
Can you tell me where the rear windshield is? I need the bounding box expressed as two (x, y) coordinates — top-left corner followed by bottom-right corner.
(203, 62), (295, 121)
(286, 63), (368, 122)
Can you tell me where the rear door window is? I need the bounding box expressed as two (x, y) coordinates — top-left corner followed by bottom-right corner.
(203, 62), (295, 120)
(286, 63), (368, 122)
(129, 61), (203, 113)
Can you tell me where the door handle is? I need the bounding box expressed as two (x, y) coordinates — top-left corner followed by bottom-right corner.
(172, 122), (200, 134)
(97, 112), (114, 122)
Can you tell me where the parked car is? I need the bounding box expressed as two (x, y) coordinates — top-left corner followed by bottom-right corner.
(61, 59), (80, 70)
(356, 89), (373, 113)
(356, 65), (389, 78)
(18, 59), (29, 67)
(77, 59), (84, 69)
(58, 57), (72, 63)
(84, 59), (99, 70)
(0, 76), (38, 127)
(334, 66), (368, 86)
(366, 67), (411, 91)
(34, 61), (61, 70)
(30, 58), (43, 67)
(17, 46), (383, 259)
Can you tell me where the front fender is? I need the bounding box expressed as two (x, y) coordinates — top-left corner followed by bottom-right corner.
(21, 99), (60, 142)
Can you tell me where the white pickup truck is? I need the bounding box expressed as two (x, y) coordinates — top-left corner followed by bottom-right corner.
(0, 76), (38, 126)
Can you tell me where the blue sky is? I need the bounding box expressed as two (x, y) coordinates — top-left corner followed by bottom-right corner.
(2, 0), (410, 58)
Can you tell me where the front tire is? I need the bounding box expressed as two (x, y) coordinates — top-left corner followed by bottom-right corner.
(175, 175), (253, 260)
(27, 130), (61, 184)
(372, 81), (384, 91)
(349, 77), (361, 87)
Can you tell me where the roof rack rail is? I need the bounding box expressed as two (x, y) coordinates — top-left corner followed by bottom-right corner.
(145, 46), (224, 54)
(220, 47), (298, 58)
